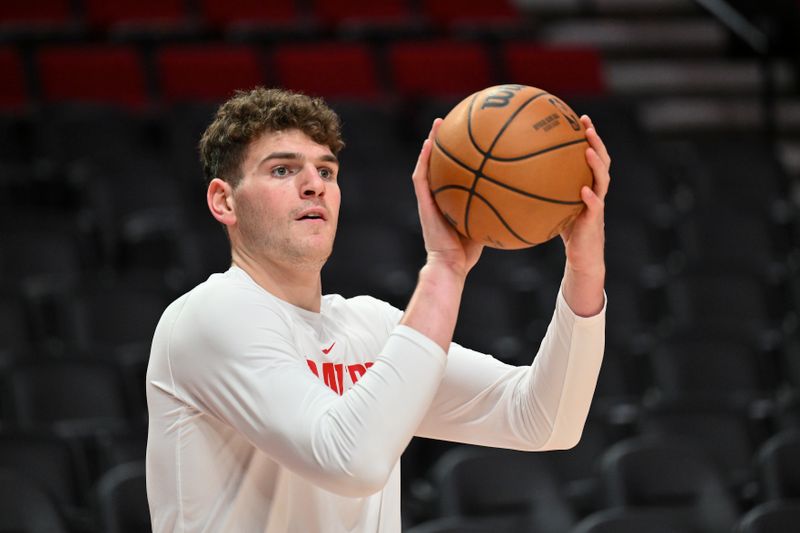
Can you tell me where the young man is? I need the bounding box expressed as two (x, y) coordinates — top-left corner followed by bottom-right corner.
(146, 87), (609, 532)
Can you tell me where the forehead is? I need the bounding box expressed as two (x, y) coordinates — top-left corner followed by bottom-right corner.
(246, 128), (335, 162)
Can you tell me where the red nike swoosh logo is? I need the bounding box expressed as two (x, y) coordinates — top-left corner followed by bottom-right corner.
(322, 342), (336, 355)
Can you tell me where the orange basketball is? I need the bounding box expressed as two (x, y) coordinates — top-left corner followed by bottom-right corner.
(429, 84), (593, 249)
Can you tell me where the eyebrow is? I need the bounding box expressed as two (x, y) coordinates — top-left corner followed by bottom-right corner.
(258, 151), (339, 167)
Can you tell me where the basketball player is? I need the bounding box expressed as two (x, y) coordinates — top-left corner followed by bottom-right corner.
(146, 87), (609, 532)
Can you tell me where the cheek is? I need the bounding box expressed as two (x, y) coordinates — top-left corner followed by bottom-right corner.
(234, 193), (256, 222)
(236, 189), (279, 222)
(328, 184), (342, 213)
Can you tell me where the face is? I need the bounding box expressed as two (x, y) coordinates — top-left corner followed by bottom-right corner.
(230, 129), (341, 271)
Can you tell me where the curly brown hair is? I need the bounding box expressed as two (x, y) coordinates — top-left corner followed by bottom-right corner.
(199, 87), (345, 188)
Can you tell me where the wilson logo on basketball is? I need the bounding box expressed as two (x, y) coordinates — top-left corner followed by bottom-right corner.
(480, 84), (525, 109)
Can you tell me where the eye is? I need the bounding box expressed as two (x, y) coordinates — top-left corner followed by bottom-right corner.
(272, 165), (290, 177)
(319, 167), (336, 181)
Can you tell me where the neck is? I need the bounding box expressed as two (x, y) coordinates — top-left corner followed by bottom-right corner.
(231, 247), (323, 313)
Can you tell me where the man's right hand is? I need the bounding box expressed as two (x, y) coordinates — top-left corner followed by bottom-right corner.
(401, 119), (484, 352)
(411, 118), (484, 279)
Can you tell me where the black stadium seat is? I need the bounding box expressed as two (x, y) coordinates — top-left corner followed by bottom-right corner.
(757, 429), (800, 500)
(431, 446), (576, 533)
(0, 431), (92, 530)
(405, 515), (523, 533)
(638, 397), (767, 502)
(0, 467), (70, 533)
(646, 337), (775, 403)
(95, 461), (151, 533)
(6, 359), (132, 435)
(571, 508), (689, 533)
(601, 436), (740, 533)
(736, 500), (800, 533)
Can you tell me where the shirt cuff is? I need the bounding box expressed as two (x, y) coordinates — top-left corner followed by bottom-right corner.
(556, 283), (607, 325)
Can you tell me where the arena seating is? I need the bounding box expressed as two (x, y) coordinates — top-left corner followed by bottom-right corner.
(0, 0), (798, 531)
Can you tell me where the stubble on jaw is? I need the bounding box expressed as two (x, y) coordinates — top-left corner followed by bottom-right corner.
(235, 195), (335, 272)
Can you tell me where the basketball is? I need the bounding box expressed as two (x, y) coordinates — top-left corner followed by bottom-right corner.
(429, 84), (593, 249)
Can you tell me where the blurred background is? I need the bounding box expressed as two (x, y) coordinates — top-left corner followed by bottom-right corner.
(1, 0), (799, 532)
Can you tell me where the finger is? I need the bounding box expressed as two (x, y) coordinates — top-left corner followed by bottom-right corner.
(581, 115), (610, 169)
(559, 221), (573, 244)
(412, 137), (434, 197)
(413, 119), (442, 182)
(415, 118), (446, 196)
(580, 185), (604, 215)
(430, 117), (443, 140)
(586, 147), (611, 200)
(585, 127), (611, 170)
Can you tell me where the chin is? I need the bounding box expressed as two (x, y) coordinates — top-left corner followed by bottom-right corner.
(289, 242), (334, 269)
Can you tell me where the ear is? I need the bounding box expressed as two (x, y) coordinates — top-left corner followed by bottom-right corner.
(207, 178), (236, 227)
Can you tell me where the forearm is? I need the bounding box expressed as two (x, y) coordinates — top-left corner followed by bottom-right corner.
(415, 287), (605, 449)
(400, 262), (466, 352)
(307, 325), (446, 496)
(522, 287), (605, 448)
(417, 284), (605, 450)
(174, 319), (447, 498)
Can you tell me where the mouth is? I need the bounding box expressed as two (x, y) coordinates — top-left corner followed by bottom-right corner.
(296, 208), (327, 222)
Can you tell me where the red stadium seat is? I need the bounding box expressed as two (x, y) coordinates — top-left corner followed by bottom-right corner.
(0, 47), (27, 111)
(157, 45), (265, 104)
(37, 45), (148, 109)
(273, 43), (380, 100)
(0, 0), (71, 26)
(503, 42), (606, 97)
(311, 0), (414, 28)
(200, 0), (299, 30)
(83, 0), (188, 31)
(421, 0), (517, 28)
(388, 40), (492, 98)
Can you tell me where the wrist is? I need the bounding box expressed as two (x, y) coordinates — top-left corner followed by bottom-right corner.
(562, 263), (606, 317)
(564, 260), (606, 281)
(422, 254), (469, 282)
(401, 259), (467, 353)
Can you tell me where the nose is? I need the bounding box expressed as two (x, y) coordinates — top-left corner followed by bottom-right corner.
(299, 163), (325, 198)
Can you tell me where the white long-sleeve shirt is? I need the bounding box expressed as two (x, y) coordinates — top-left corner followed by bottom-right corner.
(146, 265), (605, 533)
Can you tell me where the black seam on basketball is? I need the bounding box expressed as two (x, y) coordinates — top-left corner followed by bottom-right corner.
(464, 91), (549, 238)
(466, 94), (482, 155)
(432, 184), (474, 195)
(482, 91), (549, 154)
(433, 139), (584, 205)
(471, 192), (536, 246)
(486, 138), (589, 162)
(431, 185), (535, 245)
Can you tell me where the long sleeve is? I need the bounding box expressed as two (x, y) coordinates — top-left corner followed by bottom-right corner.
(415, 285), (605, 450)
(152, 283), (447, 498)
